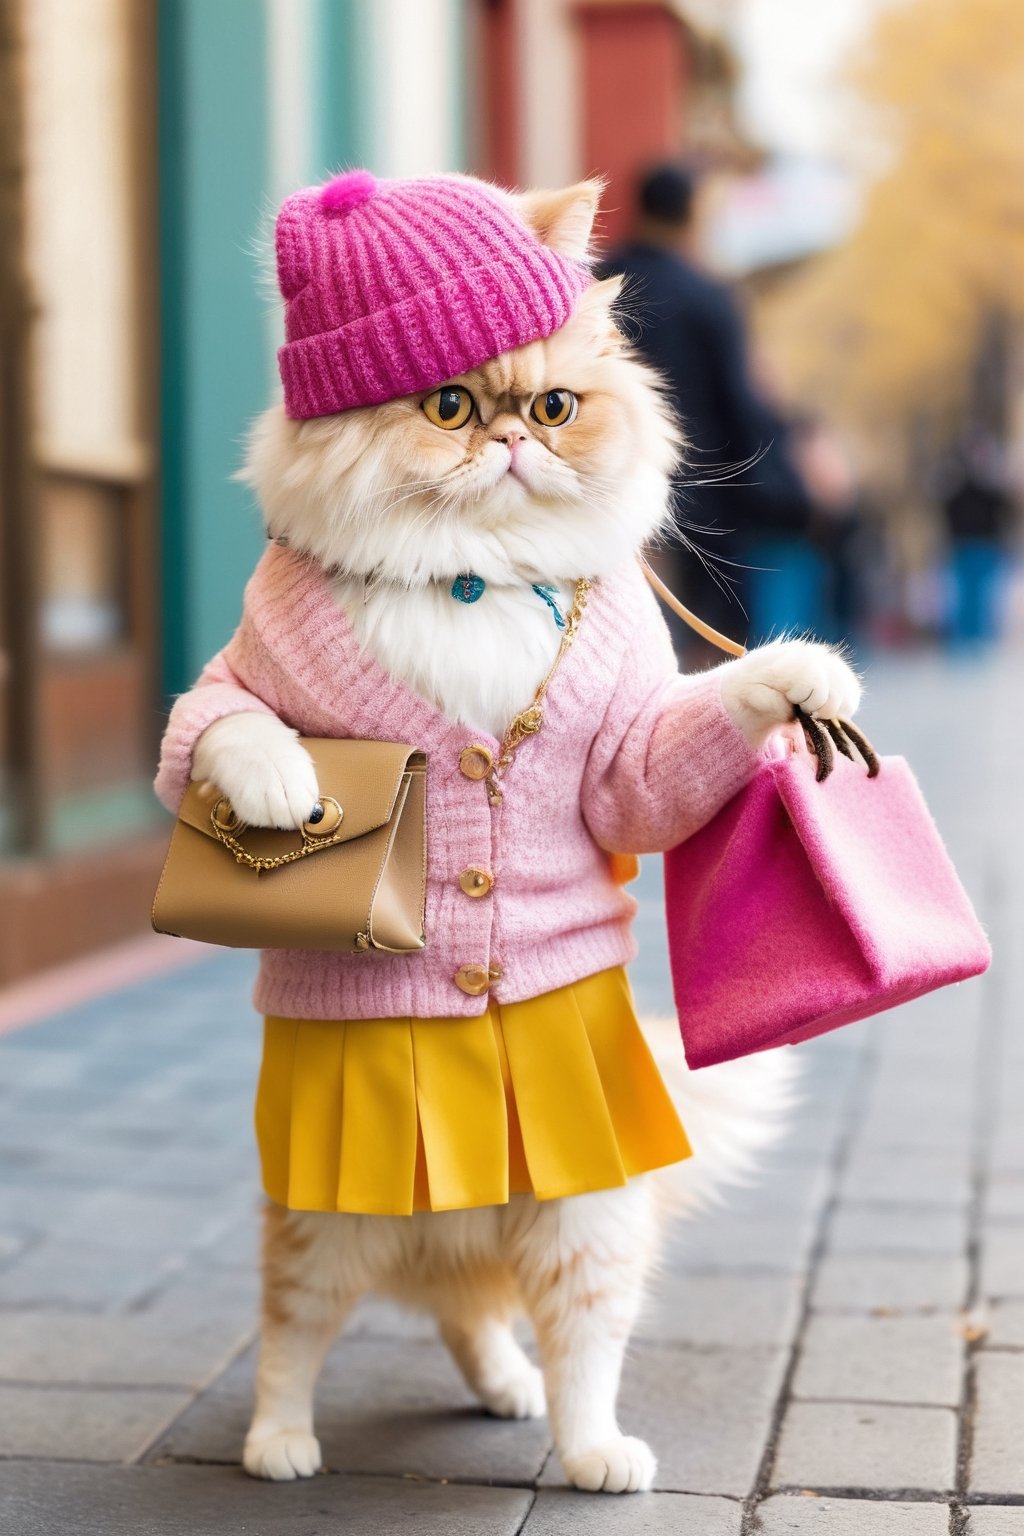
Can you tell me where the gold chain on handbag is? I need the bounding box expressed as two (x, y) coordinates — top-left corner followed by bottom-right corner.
(485, 576), (591, 805)
(209, 796), (349, 872)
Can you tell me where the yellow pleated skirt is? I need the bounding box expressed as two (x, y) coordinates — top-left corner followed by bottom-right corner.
(255, 966), (691, 1216)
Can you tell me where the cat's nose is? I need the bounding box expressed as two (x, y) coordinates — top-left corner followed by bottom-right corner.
(494, 429), (528, 446)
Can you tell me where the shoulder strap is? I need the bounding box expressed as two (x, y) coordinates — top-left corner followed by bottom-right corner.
(639, 556), (747, 658)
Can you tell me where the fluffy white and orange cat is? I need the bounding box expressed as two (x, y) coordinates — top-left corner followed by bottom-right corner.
(193, 181), (857, 1493)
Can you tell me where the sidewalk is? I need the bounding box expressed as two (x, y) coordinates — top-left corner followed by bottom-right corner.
(0, 651), (1017, 1535)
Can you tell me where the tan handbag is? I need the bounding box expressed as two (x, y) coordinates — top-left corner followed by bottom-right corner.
(151, 739), (426, 954)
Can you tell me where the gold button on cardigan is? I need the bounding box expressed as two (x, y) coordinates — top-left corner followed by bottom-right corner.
(459, 867), (493, 897)
(459, 744), (493, 780)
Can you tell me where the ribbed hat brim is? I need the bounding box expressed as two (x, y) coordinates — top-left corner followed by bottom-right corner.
(279, 251), (590, 420)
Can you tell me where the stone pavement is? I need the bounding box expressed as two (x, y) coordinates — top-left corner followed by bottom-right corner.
(0, 650), (1018, 1534)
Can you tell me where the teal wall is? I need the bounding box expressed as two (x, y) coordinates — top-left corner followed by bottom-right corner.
(316, 0), (370, 176)
(158, 0), (467, 699)
(158, 0), (271, 697)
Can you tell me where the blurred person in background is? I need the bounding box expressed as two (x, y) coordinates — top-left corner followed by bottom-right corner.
(940, 430), (1017, 651)
(603, 163), (815, 656)
(789, 412), (872, 651)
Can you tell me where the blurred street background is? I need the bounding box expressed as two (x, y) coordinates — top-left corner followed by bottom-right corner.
(0, 0), (1022, 1529)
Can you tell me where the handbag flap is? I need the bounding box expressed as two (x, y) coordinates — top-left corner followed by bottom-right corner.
(178, 738), (424, 864)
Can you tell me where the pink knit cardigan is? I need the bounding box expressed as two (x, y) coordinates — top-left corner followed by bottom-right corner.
(155, 546), (762, 1021)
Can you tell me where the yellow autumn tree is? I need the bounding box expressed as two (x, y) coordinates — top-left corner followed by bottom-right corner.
(760, 0), (1024, 452)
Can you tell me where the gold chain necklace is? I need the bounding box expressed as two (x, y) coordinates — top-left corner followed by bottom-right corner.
(485, 577), (591, 805)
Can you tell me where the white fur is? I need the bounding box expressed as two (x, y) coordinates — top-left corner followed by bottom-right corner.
(332, 572), (571, 739)
(188, 183), (860, 1491)
(192, 712), (320, 831)
(720, 638), (861, 748)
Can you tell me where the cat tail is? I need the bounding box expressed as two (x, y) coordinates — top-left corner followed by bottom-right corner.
(641, 1018), (801, 1219)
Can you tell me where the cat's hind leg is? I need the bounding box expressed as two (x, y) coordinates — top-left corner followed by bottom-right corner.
(439, 1310), (546, 1421)
(515, 1181), (658, 1494)
(243, 1204), (363, 1481)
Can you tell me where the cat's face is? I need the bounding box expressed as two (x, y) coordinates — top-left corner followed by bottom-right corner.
(244, 184), (681, 585)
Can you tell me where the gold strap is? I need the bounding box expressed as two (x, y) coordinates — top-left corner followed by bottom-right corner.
(209, 796), (348, 872)
(486, 577), (591, 804)
(639, 556), (747, 657)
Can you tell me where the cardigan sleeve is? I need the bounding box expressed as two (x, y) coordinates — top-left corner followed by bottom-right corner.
(580, 583), (763, 855)
(153, 645), (277, 814)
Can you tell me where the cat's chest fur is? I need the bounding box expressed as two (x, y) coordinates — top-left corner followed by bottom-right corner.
(331, 577), (570, 740)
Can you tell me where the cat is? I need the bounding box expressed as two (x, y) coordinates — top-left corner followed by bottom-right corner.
(189, 179), (859, 1493)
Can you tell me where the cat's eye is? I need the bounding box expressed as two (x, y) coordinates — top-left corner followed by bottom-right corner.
(422, 386), (474, 430)
(530, 389), (578, 428)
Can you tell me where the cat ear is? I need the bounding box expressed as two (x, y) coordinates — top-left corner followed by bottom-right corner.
(515, 180), (604, 261)
(573, 275), (626, 353)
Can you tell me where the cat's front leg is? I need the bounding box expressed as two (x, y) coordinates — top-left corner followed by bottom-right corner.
(516, 1183), (658, 1494)
(193, 712), (319, 830)
(243, 1205), (362, 1481)
(719, 638), (861, 749)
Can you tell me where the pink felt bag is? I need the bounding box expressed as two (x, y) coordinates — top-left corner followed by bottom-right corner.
(664, 724), (990, 1068)
(640, 559), (992, 1071)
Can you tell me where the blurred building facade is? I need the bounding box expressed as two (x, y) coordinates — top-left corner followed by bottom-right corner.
(1, 0), (723, 983)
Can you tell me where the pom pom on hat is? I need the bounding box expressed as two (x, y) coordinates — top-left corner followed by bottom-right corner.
(321, 169), (378, 215)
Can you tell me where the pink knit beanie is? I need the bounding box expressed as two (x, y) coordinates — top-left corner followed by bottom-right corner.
(275, 170), (591, 420)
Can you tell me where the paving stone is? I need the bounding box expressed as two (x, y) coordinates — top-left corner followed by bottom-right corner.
(186, 1205), (261, 1272)
(636, 1271), (803, 1348)
(139, 1259), (261, 1319)
(982, 1299), (1024, 1348)
(0, 1240), (179, 1311)
(715, 1156), (833, 1216)
(0, 1229), (29, 1270)
(0, 1174), (107, 1231)
(793, 1314), (962, 1406)
(840, 1149), (971, 1209)
(970, 1352), (1024, 1495)
(984, 1175), (1024, 1218)
(812, 1255), (968, 1313)
(148, 1336), (553, 1485)
(980, 1226), (1024, 1298)
(967, 1511), (1024, 1534)
(0, 1461), (532, 1535)
(666, 1205), (817, 1274)
(0, 1303), (255, 1389)
(541, 1345), (787, 1497)
(56, 1187), (247, 1254)
(757, 1494), (951, 1532)
(987, 1135), (1024, 1176)
(524, 1488), (741, 1533)
(850, 1104), (973, 1154)
(772, 1402), (957, 1493)
(0, 1383), (190, 1461)
(827, 1206), (967, 1258)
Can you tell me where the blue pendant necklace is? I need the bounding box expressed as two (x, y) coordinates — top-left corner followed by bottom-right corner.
(450, 573), (565, 630)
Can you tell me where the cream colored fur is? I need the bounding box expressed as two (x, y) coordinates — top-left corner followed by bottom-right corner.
(192, 180), (860, 1493)
(242, 1041), (798, 1489)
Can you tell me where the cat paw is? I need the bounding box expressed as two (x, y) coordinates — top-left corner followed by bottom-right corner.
(480, 1361), (547, 1420)
(192, 712), (319, 830)
(243, 1427), (322, 1481)
(720, 639), (861, 748)
(562, 1434), (657, 1494)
